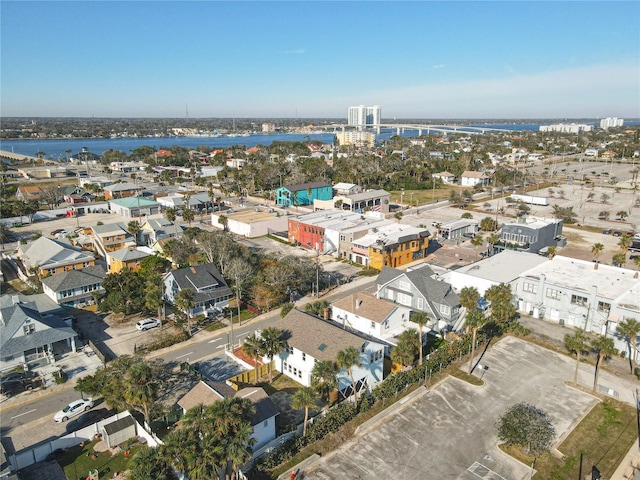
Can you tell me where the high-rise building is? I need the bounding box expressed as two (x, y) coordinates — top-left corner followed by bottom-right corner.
(600, 117), (624, 129)
(348, 105), (381, 130)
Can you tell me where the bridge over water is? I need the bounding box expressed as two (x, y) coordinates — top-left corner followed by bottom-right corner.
(318, 123), (513, 136)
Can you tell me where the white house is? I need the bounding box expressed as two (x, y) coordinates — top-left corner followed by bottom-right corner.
(330, 292), (411, 347)
(177, 381), (278, 449)
(432, 171), (456, 184)
(460, 171), (491, 187)
(271, 309), (385, 397)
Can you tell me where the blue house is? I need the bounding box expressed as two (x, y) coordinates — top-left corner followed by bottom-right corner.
(276, 181), (332, 207)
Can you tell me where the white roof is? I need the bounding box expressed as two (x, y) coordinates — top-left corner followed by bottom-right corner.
(521, 255), (640, 300)
(451, 250), (548, 284)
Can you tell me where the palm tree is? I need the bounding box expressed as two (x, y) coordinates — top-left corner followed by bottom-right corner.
(123, 362), (157, 425)
(182, 208), (195, 226)
(616, 318), (640, 373)
(292, 387), (318, 437)
(546, 246), (557, 259)
(411, 311), (431, 366)
(487, 233), (500, 254)
(336, 346), (362, 408)
(613, 252), (627, 268)
(591, 243), (604, 269)
(591, 336), (617, 392)
(127, 220), (141, 245)
(165, 207), (178, 236)
(634, 256), (640, 279)
(466, 309), (486, 374)
(175, 288), (195, 336)
(459, 286), (480, 314)
(225, 421), (256, 479)
(242, 333), (265, 383)
(218, 214), (229, 232)
(128, 446), (177, 480)
(260, 327), (285, 382)
(564, 329), (589, 384)
(470, 234), (484, 259)
(311, 360), (338, 403)
(390, 329), (419, 367)
(618, 235), (632, 253)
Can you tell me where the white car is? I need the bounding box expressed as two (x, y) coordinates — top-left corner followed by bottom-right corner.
(136, 318), (161, 331)
(54, 398), (94, 422)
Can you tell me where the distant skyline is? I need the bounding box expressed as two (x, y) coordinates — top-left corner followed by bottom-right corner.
(1, 1), (638, 119)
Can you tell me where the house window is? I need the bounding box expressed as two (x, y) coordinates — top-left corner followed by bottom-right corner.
(23, 324), (35, 335)
(263, 420), (269, 427)
(298, 370), (302, 379)
(397, 292), (412, 306)
(546, 288), (560, 300)
(440, 305), (451, 315)
(293, 367), (297, 376)
(399, 281), (410, 291)
(597, 301), (611, 313)
(302, 353), (306, 362)
(371, 321), (376, 329)
(417, 298), (424, 310)
(522, 282), (537, 294)
(571, 295), (588, 306)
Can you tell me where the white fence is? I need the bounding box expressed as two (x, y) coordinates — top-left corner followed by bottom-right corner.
(7, 411), (154, 472)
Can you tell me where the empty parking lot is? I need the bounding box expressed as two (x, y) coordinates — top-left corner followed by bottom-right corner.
(304, 336), (599, 480)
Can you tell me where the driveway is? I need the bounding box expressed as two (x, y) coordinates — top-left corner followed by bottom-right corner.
(304, 336), (599, 480)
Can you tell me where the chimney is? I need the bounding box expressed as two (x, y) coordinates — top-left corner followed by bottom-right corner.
(324, 307), (329, 320)
(355, 298), (362, 309)
(12, 295), (20, 305)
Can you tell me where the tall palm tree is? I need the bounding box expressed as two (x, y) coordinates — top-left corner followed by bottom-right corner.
(175, 288), (195, 336)
(123, 362), (157, 425)
(618, 235), (632, 253)
(224, 421), (256, 479)
(127, 220), (141, 245)
(470, 234), (484, 259)
(260, 327), (285, 382)
(634, 255), (640, 279)
(613, 252), (627, 268)
(242, 333), (265, 384)
(564, 329), (589, 384)
(128, 446), (177, 480)
(390, 329), (419, 367)
(311, 360), (338, 403)
(411, 311), (430, 366)
(616, 318), (640, 373)
(591, 243), (604, 269)
(459, 286), (480, 314)
(292, 387), (318, 437)
(165, 207), (178, 236)
(336, 346), (362, 408)
(466, 309), (486, 374)
(591, 336), (617, 392)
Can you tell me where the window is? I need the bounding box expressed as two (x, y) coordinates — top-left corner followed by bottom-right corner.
(263, 420), (269, 427)
(571, 294), (588, 306)
(371, 321), (376, 329)
(399, 281), (410, 291)
(440, 304), (451, 315)
(397, 292), (412, 306)
(522, 282), (537, 294)
(23, 324), (35, 335)
(302, 353), (306, 362)
(546, 288), (560, 300)
(597, 301), (611, 313)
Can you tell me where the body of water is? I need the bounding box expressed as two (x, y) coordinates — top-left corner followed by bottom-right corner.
(2, 121), (637, 159)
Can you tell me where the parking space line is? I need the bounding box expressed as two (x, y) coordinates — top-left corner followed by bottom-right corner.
(175, 351), (194, 359)
(11, 408), (37, 420)
(467, 461), (508, 480)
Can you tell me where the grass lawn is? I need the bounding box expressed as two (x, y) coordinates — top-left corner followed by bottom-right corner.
(257, 373), (305, 396)
(450, 368), (484, 386)
(58, 438), (140, 480)
(501, 398), (638, 479)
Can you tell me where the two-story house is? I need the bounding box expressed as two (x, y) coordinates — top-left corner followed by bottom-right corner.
(353, 224), (430, 270)
(271, 309), (385, 397)
(276, 181), (332, 208)
(16, 237), (96, 278)
(139, 216), (182, 248)
(376, 265), (462, 332)
(163, 263), (232, 317)
(0, 295), (78, 371)
(177, 382), (278, 449)
(496, 216), (563, 254)
(330, 292), (412, 348)
(91, 223), (136, 258)
(107, 248), (150, 274)
(460, 171), (491, 187)
(41, 265), (107, 308)
(103, 183), (142, 200)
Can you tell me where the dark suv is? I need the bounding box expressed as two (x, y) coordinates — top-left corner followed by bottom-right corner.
(0, 370), (36, 386)
(0, 378), (37, 397)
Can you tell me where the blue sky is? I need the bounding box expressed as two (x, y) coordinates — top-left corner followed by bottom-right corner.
(1, 1), (638, 119)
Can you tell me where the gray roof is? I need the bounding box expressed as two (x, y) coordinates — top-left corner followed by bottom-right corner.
(281, 181), (331, 193)
(272, 309), (369, 362)
(0, 302), (77, 357)
(0, 293), (67, 316)
(108, 248), (150, 262)
(168, 263), (232, 303)
(102, 415), (136, 435)
(378, 265), (460, 312)
(453, 250), (547, 283)
(92, 222), (130, 236)
(345, 189), (390, 202)
(41, 265), (107, 293)
(18, 237), (94, 270)
(104, 182), (139, 192)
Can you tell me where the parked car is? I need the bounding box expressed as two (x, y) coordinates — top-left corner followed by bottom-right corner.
(0, 370), (35, 385)
(0, 378), (37, 397)
(463, 232), (476, 238)
(602, 228), (612, 235)
(136, 318), (161, 331)
(50, 229), (65, 236)
(65, 408), (111, 433)
(54, 398), (94, 422)
(613, 231), (622, 237)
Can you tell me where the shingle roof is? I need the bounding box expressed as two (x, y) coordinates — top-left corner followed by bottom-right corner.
(331, 292), (397, 324)
(378, 265), (460, 308)
(104, 183), (139, 192)
(108, 248), (150, 262)
(272, 309), (366, 362)
(41, 265), (107, 292)
(168, 264), (232, 304)
(18, 237), (95, 270)
(0, 302), (77, 356)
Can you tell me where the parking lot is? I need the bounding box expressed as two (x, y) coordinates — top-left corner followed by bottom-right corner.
(304, 336), (600, 480)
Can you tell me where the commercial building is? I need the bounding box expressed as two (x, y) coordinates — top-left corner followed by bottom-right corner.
(353, 223), (430, 270)
(600, 117), (624, 129)
(347, 105), (381, 130)
(496, 216), (564, 254)
(276, 181), (332, 208)
(539, 123), (594, 133)
(335, 131), (376, 148)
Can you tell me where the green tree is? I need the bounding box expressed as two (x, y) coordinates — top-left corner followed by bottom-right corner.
(165, 207), (178, 236)
(337, 346), (362, 409)
(466, 309), (486, 374)
(390, 329), (419, 367)
(292, 387), (318, 437)
(411, 311), (431, 366)
(260, 327), (286, 382)
(471, 234), (484, 259)
(127, 220), (141, 245)
(218, 214), (229, 232)
(124, 361), (157, 425)
(616, 318), (640, 373)
(591, 336), (617, 392)
(128, 446), (177, 480)
(591, 243), (604, 269)
(618, 235), (632, 253)
(564, 329), (590, 384)
(497, 403), (555, 456)
(100, 268), (146, 314)
(459, 286), (480, 313)
(242, 333), (265, 384)
(617, 210), (628, 221)
(182, 207), (195, 226)
(175, 288), (195, 336)
(480, 217), (497, 231)
(485, 283), (516, 328)
(311, 360), (338, 403)
(613, 252), (627, 268)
